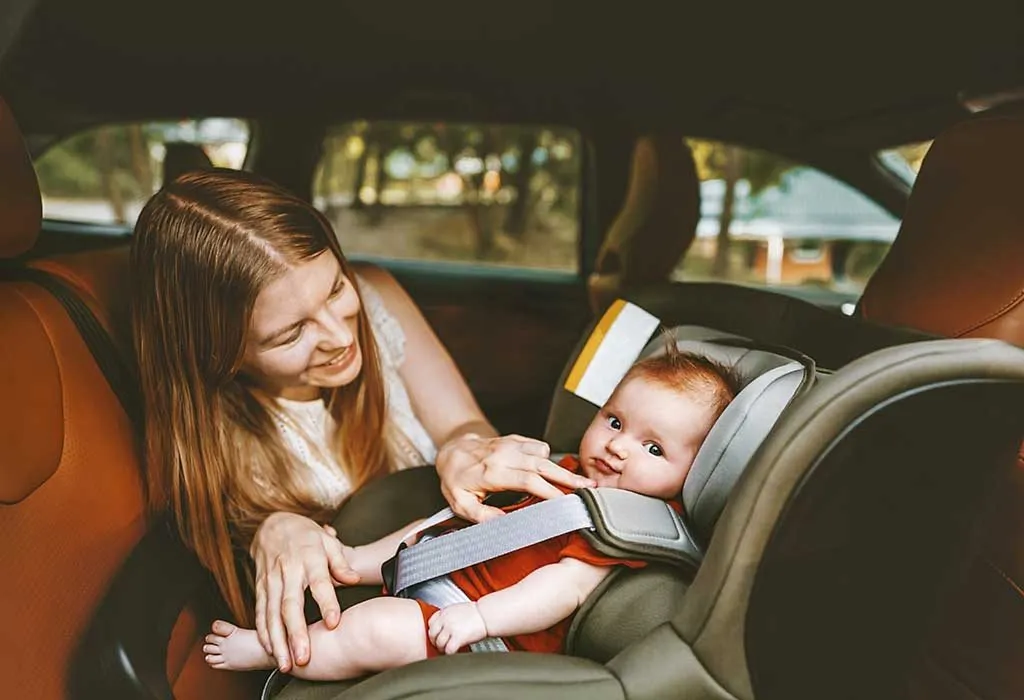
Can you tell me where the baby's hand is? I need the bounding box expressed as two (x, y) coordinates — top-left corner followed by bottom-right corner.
(427, 602), (488, 655)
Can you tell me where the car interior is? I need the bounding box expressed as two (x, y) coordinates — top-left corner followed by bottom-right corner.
(2, 2), (1024, 699)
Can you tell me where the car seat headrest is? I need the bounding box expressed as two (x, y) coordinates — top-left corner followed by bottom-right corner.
(635, 327), (807, 541)
(588, 133), (699, 314)
(0, 97), (41, 258)
(859, 113), (1024, 346)
(162, 142), (214, 185)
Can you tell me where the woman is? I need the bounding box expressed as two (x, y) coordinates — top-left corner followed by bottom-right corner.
(130, 169), (593, 674)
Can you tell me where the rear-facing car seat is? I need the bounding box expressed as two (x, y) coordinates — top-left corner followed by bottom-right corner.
(270, 322), (1024, 700)
(0, 96), (258, 700)
(856, 111), (1024, 700)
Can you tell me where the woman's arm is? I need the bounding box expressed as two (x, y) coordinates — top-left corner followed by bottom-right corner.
(427, 558), (612, 654)
(357, 266), (594, 521)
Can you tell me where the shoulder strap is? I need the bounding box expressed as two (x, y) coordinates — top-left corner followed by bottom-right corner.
(384, 488), (703, 597)
(0, 264), (143, 436)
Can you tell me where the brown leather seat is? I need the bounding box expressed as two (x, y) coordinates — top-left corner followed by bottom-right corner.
(858, 113), (1024, 699)
(0, 97), (252, 699)
(587, 132), (700, 315)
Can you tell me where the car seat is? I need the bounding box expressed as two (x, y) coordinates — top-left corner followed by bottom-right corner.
(268, 336), (1024, 699)
(857, 111), (1024, 700)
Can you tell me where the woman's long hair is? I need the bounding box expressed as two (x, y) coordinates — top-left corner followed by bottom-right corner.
(131, 169), (390, 624)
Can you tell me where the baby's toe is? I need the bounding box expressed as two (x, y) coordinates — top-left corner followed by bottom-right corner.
(211, 619), (237, 636)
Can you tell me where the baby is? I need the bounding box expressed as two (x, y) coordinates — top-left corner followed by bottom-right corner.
(204, 348), (736, 679)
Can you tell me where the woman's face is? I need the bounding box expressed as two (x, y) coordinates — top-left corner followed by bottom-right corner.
(241, 251), (363, 400)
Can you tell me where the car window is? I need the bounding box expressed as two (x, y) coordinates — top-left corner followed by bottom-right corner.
(34, 118), (250, 226)
(677, 139), (899, 304)
(877, 140), (933, 185)
(313, 122), (581, 274)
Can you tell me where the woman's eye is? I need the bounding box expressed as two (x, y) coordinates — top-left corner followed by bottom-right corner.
(607, 415), (621, 430)
(279, 326), (304, 346)
(645, 443), (664, 457)
(328, 279), (346, 299)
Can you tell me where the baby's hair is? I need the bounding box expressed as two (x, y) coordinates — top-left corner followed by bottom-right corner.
(623, 329), (740, 423)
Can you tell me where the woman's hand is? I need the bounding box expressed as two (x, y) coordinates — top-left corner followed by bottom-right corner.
(435, 433), (595, 522)
(250, 512), (360, 672)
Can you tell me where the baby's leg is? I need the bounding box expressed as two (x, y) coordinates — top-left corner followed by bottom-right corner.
(286, 597), (429, 681)
(205, 598), (428, 679)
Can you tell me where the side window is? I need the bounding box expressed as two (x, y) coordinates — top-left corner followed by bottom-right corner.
(877, 140), (933, 185)
(34, 118), (250, 226)
(677, 139), (899, 299)
(313, 122), (581, 273)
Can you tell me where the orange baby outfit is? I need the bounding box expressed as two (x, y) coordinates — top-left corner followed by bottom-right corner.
(415, 455), (657, 656)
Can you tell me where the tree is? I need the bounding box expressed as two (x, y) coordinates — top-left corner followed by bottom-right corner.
(688, 139), (796, 278)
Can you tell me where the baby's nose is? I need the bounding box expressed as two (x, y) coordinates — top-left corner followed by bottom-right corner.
(607, 438), (628, 460)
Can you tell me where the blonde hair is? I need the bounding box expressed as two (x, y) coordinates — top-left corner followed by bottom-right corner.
(131, 169), (390, 624)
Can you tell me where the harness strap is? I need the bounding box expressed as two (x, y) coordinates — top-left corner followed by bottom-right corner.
(390, 494), (593, 596)
(403, 573), (509, 653)
(386, 488), (700, 598)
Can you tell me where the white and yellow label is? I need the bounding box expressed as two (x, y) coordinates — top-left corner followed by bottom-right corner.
(564, 299), (661, 406)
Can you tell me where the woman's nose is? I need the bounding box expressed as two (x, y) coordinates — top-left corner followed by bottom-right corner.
(316, 309), (355, 349)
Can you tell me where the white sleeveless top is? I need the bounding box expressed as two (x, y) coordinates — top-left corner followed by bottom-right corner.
(272, 274), (438, 508)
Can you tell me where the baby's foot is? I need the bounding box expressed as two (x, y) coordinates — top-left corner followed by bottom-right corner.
(203, 620), (275, 671)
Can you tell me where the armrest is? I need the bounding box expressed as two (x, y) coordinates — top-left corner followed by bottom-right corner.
(276, 653), (624, 700)
(69, 516), (217, 700)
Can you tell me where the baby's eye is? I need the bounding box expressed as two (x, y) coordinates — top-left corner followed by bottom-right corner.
(607, 415), (622, 430)
(645, 443), (664, 457)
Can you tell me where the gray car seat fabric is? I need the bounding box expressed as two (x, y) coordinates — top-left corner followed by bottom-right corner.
(273, 338), (1024, 700)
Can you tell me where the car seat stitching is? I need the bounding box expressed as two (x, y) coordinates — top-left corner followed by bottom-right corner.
(985, 558), (1024, 598)
(954, 288), (1024, 338)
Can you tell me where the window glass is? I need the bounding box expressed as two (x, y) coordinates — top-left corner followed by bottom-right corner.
(313, 121), (581, 273)
(34, 118), (250, 226)
(877, 140), (933, 185)
(677, 139), (899, 297)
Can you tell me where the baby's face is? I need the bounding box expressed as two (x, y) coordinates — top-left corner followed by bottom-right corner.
(578, 376), (716, 500)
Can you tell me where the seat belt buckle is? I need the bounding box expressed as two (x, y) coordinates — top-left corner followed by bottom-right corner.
(380, 541), (407, 596)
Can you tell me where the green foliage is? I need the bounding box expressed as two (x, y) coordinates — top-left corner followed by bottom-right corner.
(687, 138), (796, 195)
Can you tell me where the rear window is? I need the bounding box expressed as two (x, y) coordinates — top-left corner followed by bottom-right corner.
(34, 118), (250, 226)
(313, 121), (582, 273)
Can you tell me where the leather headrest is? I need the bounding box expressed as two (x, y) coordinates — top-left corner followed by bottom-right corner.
(162, 142), (214, 185)
(0, 97), (41, 258)
(859, 114), (1024, 346)
(589, 133), (699, 310)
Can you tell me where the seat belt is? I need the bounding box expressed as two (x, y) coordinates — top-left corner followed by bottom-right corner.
(0, 264), (143, 435)
(383, 487), (703, 599)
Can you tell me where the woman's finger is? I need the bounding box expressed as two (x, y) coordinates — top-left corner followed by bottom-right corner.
(264, 564), (291, 672)
(450, 488), (506, 523)
(281, 562), (311, 667)
(254, 580), (270, 655)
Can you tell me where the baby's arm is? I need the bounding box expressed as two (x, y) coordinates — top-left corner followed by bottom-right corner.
(427, 557), (612, 654)
(337, 519), (424, 585)
(477, 557), (611, 636)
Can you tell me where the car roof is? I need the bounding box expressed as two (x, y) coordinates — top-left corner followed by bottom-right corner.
(1, 0), (1022, 153)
